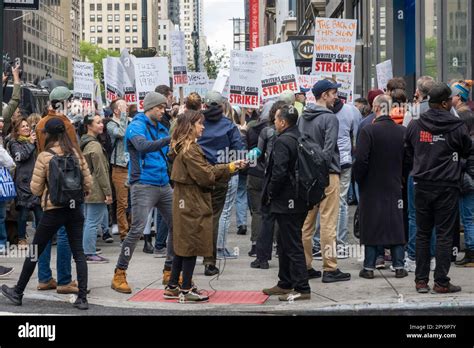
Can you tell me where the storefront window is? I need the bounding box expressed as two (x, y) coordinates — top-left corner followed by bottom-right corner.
(446, 0), (469, 81)
(423, 0), (438, 79)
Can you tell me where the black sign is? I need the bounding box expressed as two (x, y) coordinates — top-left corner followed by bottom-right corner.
(4, 0), (40, 10)
(288, 36), (314, 67)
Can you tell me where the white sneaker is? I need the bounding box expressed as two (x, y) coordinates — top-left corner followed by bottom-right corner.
(404, 258), (416, 272)
(112, 224), (119, 235)
(337, 245), (349, 259)
(430, 257), (436, 272)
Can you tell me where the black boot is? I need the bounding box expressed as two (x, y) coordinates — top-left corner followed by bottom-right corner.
(455, 250), (474, 267)
(143, 235), (154, 254)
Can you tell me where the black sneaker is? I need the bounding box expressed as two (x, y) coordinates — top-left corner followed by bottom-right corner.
(322, 269), (351, 283)
(248, 245), (257, 257)
(73, 297), (89, 310)
(250, 259), (269, 269)
(312, 249), (322, 260)
(0, 266), (14, 278)
(359, 269), (374, 279)
(237, 225), (247, 235)
(307, 268), (322, 279)
(1, 285), (23, 306)
(204, 265), (219, 276)
(102, 232), (114, 244)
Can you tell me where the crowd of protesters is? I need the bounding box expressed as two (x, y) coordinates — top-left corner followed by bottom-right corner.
(0, 62), (473, 308)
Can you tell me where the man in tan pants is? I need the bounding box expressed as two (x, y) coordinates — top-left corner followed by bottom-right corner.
(297, 79), (351, 283)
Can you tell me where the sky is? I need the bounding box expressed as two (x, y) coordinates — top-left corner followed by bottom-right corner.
(203, 0), (244, 52)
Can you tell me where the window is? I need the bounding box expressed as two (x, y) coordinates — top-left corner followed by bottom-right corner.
(132, 14), (138, 21)
(132, 3), (137, 10)
(97, 25), (103, 33)
(90, 15), (96, 22)
(163, 45), (167, 51)
(108, 37), (113, 44)
(115, 14), (120, 21)
(125, 3), (130, 10)
(97, 4), (102, 11)
(90, 26), (96, 33)
(125, 25), (130, 32)
(89, 4), (95, 11)
(125, 14), (130, 21)
(107, 25), (113, 33)
(115, 36), (120, 44)
(114, 3), (119, 11)
(97, 37), (103, 44)
(97, 14), (102, 22)
(158, 34), (161, 40)
(164, 25), (166, 29)
(132, 25), (138, 32)
(125, 36), (131, 43)
(90, 37), (96, 44)
(132, 36), (138, 43)
(107, 3), (112, 11)
(115, 25), (120, 32)
(163, 34), (166, 40)
(108, 14), (113, 22)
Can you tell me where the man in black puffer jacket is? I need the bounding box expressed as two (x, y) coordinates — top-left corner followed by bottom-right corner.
(406, 83), (471, 294)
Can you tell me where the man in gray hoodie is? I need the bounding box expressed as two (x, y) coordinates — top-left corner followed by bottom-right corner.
(298, 80), (351, 283)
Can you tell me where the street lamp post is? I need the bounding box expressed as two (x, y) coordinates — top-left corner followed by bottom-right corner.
(191, 27), (199, 72)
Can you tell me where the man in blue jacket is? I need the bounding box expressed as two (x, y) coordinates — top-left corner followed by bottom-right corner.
(198, 91), (243, 276)
(112, 91), (172, 293)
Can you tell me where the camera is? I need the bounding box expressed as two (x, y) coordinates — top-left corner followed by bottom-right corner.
(2, 57), (23, 81)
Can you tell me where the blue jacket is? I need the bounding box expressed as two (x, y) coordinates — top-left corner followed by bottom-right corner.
(197, 106), (243, 165)
(125, 112), (171, 186)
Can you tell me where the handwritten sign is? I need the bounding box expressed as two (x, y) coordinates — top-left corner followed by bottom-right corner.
(297, 75), (319, 105)
(312, 18), (357, 103)
(134, 57), (170, 111)
(229, 50), (262, 108)
(376, 60), (393, 91)
(213, 69), (230, 99)
(73, 62), (94, 112)
(255, 42), (299, 100)
(170, 31), (188, 86)
(173, 72), (209, 100)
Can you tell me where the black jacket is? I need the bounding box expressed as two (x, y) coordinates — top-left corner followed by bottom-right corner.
(160, 111), (172, 130)
(405, 108), (472, 187)
(262, 125), (308, 214)
(462, 137), (474, 193)
(9, 140), (41, 208)
(297, 104), (340, 174)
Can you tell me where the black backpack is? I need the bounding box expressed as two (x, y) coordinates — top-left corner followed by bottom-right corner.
(289, 134), (330, 208)
(46, 149), (84, 207)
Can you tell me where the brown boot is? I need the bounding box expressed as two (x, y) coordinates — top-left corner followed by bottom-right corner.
(57, 281), (79, 294)
(162, 270), (184, 286)
(262, 285), (293, 296)
(111, 268), (132, 294)
(37, 278), (57, 291)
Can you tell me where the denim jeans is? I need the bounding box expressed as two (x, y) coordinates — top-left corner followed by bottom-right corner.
(37, 225), (72, 286)
(117, 183), (173, 270)
(312, 214), (321, 251)
(460, 191), (474, 251)
(217, 175), (238, 250)
(235, 173), (248, 228)
(17, 206), (43, 240)
(83, 203), (109, 255)
(0, 201), (7, 250)
(407, 176), (436, 260)
(143, 208), (169, 249)
(364, 245), (405, 270)
(337, 167), (351, 245)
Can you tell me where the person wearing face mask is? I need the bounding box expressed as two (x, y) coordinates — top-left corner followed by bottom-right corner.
(80, 114), (113, 264)
(111, 92), (172, 294)
(405, 83), (472, 294)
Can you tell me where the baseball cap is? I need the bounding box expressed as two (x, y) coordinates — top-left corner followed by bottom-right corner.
(312, 80), (342, 99)
(44, 118), (66, 134)
(428, 83), (454, 104)
(204, 91), (225, 106)
(49, 86), (72, 102)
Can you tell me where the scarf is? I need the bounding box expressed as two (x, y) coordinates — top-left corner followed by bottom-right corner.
(17, 135), (31, 143)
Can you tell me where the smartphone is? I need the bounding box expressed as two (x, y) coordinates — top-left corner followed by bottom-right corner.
(14, 58), (21, 69)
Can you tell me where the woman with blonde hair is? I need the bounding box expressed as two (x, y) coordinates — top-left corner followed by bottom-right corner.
(163, 110), (246, 302)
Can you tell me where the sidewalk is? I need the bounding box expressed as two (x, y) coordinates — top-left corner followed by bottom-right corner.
(0, 206), (473, 315)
